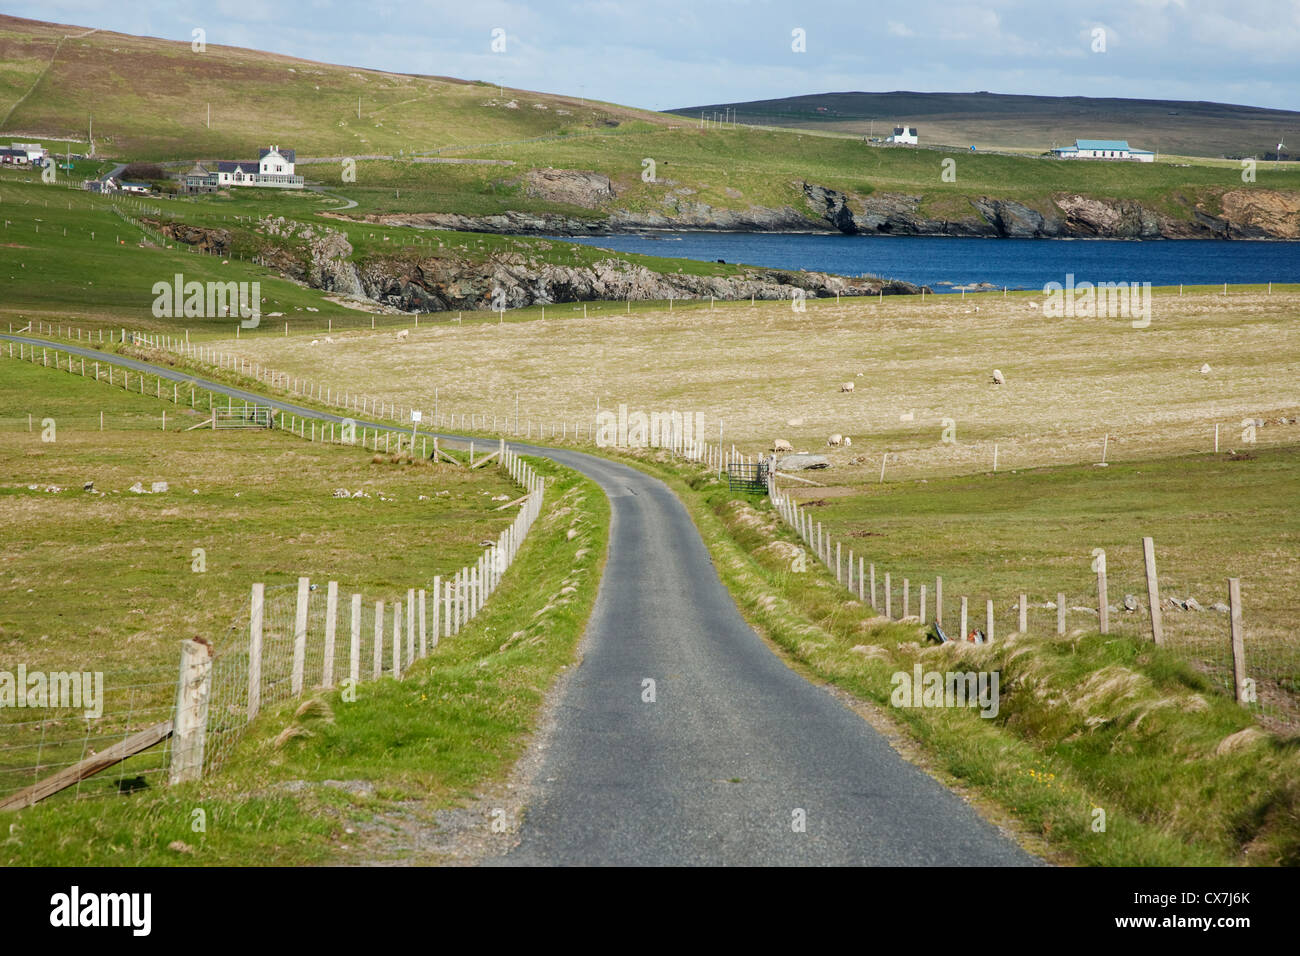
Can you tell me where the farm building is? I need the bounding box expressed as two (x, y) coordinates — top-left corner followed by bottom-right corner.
(1051, 139), (1155, 162)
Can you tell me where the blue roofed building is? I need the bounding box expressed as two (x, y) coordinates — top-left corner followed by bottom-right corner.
(1051, 139), (1155, 162)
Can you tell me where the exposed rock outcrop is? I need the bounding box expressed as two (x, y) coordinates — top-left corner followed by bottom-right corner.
(354, 253), (925, 313)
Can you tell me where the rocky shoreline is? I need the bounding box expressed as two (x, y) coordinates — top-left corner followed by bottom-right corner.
(146, 216), (928, 314)
(337, 172), (1300, 240)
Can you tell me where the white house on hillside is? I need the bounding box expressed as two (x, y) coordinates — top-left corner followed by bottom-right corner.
(1051, 139), (1155, 162)
(182, 145), (304, 192)
(887, 126), (918, 145)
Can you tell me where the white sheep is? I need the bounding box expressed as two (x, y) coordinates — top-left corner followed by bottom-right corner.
(840, 381), (855, 393)
(992, 369), (1006, 385)
(843, 436), (852, 446)
(773, 439), (793, 453)
(396, 329), (410, 341)
(827, 433), (843, 447)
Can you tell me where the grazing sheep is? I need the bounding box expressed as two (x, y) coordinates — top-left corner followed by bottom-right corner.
(843, 436), (852, 446)
(992, 369), (1006, 385)
(840, 381), (855, 393)
(396, 329), (410, 340)
(827, 433), (843, 447)
(773, 439), (794, 453)
(324, 336), (334, 344)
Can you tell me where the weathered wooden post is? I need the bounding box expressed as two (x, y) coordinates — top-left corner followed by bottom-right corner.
(858, 557), (865, 602)
(1142, 536), (1163, 645)
(418, 589), (427, 658)
(936, 577), (943, 626)
(1229, 578), (1248, 704)
(350, 594), (362, 686)
(322, 581), (338, 688)
(1018, 593), (1027, 633)
(291, 577), (310, 696)
(920, 584), (927, 622)
(1096, 551), (1109, 635)
(870, 564), (877, 610)
(373, 600), (384, 679)
(884, 572), (892, 618)
(247, 583), (264, 720)
(960, 597), (968, 640)
(1057, 593), (1066, 635)
(903, 579), (910, 618)
(407, 588), (416, 665)
(169, 637), (214, 785)
(443, 580), (451, 639)
(986, 599), (994, 643)
(393, 602), (403, 679)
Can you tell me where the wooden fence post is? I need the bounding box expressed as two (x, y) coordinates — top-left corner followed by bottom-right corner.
(920, 584), (927, 622)
(986, 599), (994, 643)
(936, 576), (943, 626)
(169, 637), (213, 785)
(407, 588), (416, 665)
(1018, 593), (1027, 633)
(1229, 578), (1248, 704)
(870, 564), (877, 610)
(247, 583), (264, 720)
(393, 602), (403, 679)
(1097, 559), (1109, 635)
(884, 572), (892, 618)
(419, 589), (427, 658)
(903, 579), (910, 618)
(350, 594), (361, 686)
(432, 576), (441, 646)
(960, 596), (968, 640)
(373, 600), (384, 679)
(1143, 536), (1163, 645)
(443, 580), (451, 639)
(291, 577), (310, 696)
(322, 581), (338, 688)
(858, 557), (865, 602)
(1057, 593), (1066, 635)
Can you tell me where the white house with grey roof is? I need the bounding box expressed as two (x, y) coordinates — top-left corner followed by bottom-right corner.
(182, 145), (304, 191)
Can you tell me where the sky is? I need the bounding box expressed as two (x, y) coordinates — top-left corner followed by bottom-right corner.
(9, 0), (1300, 112)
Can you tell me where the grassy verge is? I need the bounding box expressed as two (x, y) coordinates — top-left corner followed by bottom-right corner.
(616, 447), (1300, 865)
(1, 451), (608, 865)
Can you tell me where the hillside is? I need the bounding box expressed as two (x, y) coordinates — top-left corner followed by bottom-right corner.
(668, 91), (1300, 159)
(0, 14), (665, 159)
(1, 15), (1298, 241)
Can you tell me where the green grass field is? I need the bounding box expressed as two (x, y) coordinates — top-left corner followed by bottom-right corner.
(0, 352), (525, 807)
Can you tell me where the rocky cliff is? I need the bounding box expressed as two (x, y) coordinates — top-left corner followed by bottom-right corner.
(146, 216), (926, 314)
(341, 171), (1300, 240)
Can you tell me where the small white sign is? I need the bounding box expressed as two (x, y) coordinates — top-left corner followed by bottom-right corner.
(411, 410), (422, 423)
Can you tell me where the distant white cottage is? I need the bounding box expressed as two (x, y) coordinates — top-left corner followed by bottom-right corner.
(183, 145), (304, 192)
(887, 126), (918, 145)
(1051, 139), (1155, 163)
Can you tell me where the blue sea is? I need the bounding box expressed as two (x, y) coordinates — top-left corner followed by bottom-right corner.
(556, 232), (1300, 293)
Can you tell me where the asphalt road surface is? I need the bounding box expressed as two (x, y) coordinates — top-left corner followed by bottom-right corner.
(4, 334), (1037, 866)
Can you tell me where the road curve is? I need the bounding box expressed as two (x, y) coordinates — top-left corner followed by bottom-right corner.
(4, 334), (1036, 866)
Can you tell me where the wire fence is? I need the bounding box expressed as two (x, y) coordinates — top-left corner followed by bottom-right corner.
(0, 668), (176, 808)
(0, 343), (548, 808)
(767, 481), (1300, 731)
(197, 443), (544, 779)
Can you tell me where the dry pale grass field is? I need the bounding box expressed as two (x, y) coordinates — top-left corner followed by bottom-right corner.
(221, 288), (1300, 482)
